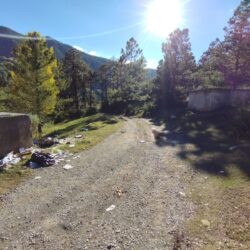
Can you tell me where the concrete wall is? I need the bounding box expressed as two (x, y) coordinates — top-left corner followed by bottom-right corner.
(188, 89), (250, 111)
(0, 113), (32, 158)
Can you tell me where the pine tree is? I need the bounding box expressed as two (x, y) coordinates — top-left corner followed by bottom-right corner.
(160, 28), (196, 106)
(116, 38), (146, 102)
(7, 32), (58, 123)
(63, 48), (91, 116)
(196, 39), (225, 88)
(223, 0), (250, 88)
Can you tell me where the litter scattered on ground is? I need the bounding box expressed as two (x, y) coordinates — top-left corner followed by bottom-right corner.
(34, 176), (41, 180)
(219, 170), (225, 174)
(19, 147), (32, 156)
(28, 161), (40, 169)
(75, 134), (83, 139)
(0, 152), (21, 170)
(63, 164), (74, 170)
(82, 128), (89, 131)
(229, 143), (250, 151)
(69, 144), (75, 148)
(179, 191), (186, 197)
(39, 137), (56, 148)
(114, 188), (123, 198)
(140, 140), (146, 143)
(28, 152), (55, 168)
(170, 140), (179, 145)
(106, 205), (116, 212)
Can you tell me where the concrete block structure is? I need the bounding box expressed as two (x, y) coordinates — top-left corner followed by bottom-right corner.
(188, 89), (250, 111)
(0, 113), (32, 158)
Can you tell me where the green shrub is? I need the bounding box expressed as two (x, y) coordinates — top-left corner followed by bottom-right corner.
(29, 114), (39, 139)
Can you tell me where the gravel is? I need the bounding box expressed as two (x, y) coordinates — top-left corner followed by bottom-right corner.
(0, 118), (194, 250)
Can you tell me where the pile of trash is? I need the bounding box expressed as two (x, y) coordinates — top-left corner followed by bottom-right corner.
(0, 133), (85, 171)
(0, 147), (34, 171)
(36, 134), (85, 149)
(0, 152), (21, 171)
(27, 152), (55, 168)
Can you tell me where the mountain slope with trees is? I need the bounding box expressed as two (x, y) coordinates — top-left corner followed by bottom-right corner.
(0, 26), (108, 70)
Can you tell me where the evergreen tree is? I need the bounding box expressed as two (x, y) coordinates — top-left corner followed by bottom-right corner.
(222, 0), (250, 88)
(7, 32), (58, 123)
(195, 39), (225, 88)
(159, 28), (196, 106)
(0, 58), (13, 88)
(53, 60), (73, 121)
(109, 38), (147, 113)
(96, 61), (116, 107)
(63, 48), (91, 116)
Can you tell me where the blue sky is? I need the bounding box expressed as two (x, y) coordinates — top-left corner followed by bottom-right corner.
(1, 0), (241, 68)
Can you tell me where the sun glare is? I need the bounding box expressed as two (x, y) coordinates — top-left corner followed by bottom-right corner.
(146, 0), (184, 37)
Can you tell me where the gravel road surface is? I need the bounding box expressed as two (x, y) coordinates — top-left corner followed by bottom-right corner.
(0, 118), (194, 250)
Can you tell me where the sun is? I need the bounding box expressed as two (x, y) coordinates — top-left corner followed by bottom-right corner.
(146, 0), (184, 37)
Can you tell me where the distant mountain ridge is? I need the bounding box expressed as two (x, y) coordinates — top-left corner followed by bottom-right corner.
(0, 26), (109, 70)
(0, 26), (156, 77)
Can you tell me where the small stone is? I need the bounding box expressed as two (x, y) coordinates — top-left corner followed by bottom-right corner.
(201, 219), (210, 227)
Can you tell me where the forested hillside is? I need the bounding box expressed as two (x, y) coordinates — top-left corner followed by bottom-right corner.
(0, 26), (109, 70)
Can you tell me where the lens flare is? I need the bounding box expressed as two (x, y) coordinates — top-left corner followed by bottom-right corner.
(146, 0), (184, 37)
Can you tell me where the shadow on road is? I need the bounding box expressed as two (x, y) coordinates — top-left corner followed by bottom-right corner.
(150, 107), (250, 178)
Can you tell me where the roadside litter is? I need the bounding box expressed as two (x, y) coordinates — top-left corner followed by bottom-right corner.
(39, 137), (56, 148)
(229, 143), (250, 151)
(114, 188), (123, 198)
(34, 176), (42, 180)
(63, 164), (74, 170)
(179, 191), (186, 198)
(75, 134), (83, 139)
(28, 152), (55, 168)
(0, 152), (21, 170)
(106, 205), (116, 212)
(19, 147), (32, 156)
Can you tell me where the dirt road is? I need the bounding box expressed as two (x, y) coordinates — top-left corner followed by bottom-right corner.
(0, 118), (194, 250)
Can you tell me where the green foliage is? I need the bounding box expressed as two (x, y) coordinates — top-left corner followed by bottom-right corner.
(196, 39), (225, 88)
(96, 37), (152, 115)
(6, 32), (59, 122)
(30, 114), (40, 138)
(63, 48), (92, 117)
(222, 0), (250, 88)
(157, 29), (196, 107)
(197, 0), (250, 89)
(0, 58), (13, 87)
